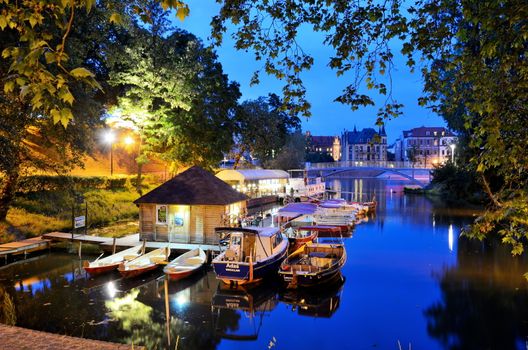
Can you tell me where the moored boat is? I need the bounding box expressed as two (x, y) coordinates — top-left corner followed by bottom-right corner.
(164, 248), (206, 280)
(118, 246), (170, 278)
(279, 242), (346, 288)
(284, 226), (318, 252)
(83, 245), (143, 276)
(212, 227), (289, 286)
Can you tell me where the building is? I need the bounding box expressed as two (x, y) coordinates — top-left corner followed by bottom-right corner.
(215, 169), (290, 199)
(134, 166), (248, 244)
(395, 126), (457, 167)
(340, 126), (387, 162)
(305, 132), (341, 161)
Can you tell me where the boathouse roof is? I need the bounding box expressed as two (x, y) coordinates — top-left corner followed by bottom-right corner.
(216, 169), (290, 182)
(134, 166), (249, 205)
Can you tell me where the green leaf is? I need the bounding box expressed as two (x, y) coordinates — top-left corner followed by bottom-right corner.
(45, 52), (56, 64)
(70, 67), (94, 79)
(109, 13), (122, 25)
(51, 109), (61, 124)
(0, 15), (7, 30)
(1, 48), (10, 58)
(60, 108), (73, 127)
(4, 80), (14, 94)
(176, 7), (189, 21)
(59, 87), (75, 105)
(29, 15), (38, 28)
(86, 0), (95, 13)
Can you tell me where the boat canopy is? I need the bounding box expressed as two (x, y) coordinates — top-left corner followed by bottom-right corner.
(278, 203), (318, 216)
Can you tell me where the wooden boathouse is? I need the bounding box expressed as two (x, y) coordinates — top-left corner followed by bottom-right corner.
(134, 166), (248, 244)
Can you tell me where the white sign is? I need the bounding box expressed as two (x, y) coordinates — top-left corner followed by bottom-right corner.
(74, 215), (86, 229)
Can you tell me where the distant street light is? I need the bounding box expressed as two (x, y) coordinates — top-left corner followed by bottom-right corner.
(104, 130), (116, 176)
(450, 144), (456, 164)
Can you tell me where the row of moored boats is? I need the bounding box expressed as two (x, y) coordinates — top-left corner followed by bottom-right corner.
(83, 198), (375, 289)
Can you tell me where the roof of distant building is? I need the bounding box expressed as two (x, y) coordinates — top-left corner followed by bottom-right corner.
(134, 166), (248, 205)
(308, 136), (336, 148)
(342, 128), (381, 144)
(403, 126), (456, 138)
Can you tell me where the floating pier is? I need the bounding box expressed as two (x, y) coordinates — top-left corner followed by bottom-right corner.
(42, 232), (220, 253)
(0, 237), (51, 263)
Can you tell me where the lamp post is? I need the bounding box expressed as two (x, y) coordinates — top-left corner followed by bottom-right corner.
(104, 130), (116, 176)
(450, 144), (456, 164)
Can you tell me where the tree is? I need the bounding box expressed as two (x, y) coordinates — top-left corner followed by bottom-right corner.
(109, 4), (240, 190)
(269, 131), (306, 170)
(0, 4), (119, 220)
(0, 0), (189, 126)
(233, 94), (301, 169)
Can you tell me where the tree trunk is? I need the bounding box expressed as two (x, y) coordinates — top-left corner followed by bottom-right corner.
(136, 162), (143, 195)
(0, 168), (20, 221)
(480, 173), (502, 208)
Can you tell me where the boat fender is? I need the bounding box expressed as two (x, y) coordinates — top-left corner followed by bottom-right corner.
(82, 260), (90, 268)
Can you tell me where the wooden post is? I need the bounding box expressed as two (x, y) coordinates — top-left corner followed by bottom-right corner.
(112, 237), (117, 255)
(85, 201), (88, 235)
(78, 241), (82, 259)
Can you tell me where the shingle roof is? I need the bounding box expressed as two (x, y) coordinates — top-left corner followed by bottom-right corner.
(403, 127), (456, 138)
(309, 136), (335, 148)
(344, 128), (379, 144)
(134, 166), (249, 205)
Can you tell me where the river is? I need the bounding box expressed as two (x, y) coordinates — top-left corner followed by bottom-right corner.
(0, 178), (527, 350)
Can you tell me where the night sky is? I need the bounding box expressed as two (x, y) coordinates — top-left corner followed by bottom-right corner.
(174, 2), (446, 144)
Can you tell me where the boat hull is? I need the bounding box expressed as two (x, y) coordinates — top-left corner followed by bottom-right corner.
(84, 262), (120, 276)
(288, 232), (317, 252)
(281, 267), (343, 288)
(165, 266), (203, 280)
(213, 247), (288, 285)
(118, 263), (159, 279)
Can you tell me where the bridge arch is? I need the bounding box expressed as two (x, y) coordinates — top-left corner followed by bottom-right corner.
(323, 167), (427, 188)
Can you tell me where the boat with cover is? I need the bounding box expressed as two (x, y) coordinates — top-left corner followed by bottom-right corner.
(118, 246), (170, 278)
(83, 245), (143, 276)
(164, 247), (206, 280)
(279, 242), (346, 288)
(284, 226), (318, 252)
(212, 227), (289, 285)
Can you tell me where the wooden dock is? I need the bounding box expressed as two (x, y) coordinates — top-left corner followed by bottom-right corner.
(42, 231), (220, 253)
(0, 237), (51, 262)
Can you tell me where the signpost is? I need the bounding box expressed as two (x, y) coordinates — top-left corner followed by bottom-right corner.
(74, 216), (86, 229)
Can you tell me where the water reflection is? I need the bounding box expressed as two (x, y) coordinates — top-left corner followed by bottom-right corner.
(426, 236), (528, 350)
(212, 282), (279, 341)
(279, 277), (344, 318)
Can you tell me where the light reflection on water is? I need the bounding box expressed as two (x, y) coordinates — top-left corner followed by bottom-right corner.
(0, 178), (527, 350)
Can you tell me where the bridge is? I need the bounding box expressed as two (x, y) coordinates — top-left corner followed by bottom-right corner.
(305, 161), (432, 188)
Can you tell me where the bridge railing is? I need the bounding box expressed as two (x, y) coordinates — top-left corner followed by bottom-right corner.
(306, 160), (431, 169)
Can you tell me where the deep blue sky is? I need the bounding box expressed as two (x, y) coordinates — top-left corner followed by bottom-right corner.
(174, 2), (446, 144)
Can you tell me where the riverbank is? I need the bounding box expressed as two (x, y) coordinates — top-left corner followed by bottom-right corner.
(0, 324), (142, 350)
(0, 175), (160, 244)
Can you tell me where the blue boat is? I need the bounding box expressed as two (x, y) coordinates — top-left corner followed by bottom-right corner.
(212, 227), (289, 285)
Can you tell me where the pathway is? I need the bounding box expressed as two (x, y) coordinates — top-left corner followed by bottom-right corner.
(0, 324), (143, 350)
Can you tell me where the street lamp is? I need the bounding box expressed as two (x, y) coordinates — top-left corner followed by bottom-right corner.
(104, 130), (116, 176)
(450, 144), (456, 164)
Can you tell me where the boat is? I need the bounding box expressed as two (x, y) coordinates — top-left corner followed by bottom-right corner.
(212, 227), (289, 286)
(279, 242), (346, 288)
(117, 246), (170, 278)
(163, 248), (206, 280)
(82, 245), (143, 276)
(284, 226), (318, 252)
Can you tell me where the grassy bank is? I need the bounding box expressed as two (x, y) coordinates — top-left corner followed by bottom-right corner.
(1, 176), (159, 243)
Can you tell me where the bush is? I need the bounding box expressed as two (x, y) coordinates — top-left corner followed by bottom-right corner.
(429, 162), (485, 204)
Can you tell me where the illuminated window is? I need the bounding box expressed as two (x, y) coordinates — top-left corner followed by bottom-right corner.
(156, 205), (167, 224)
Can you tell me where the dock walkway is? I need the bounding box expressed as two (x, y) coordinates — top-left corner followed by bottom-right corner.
(0, 324), (142, 350)
(0, 237), (50, 262)
(42, 232), (221, 253)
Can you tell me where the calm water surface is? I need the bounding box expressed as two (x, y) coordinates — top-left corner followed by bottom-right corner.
(1, 178), (527, 350)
